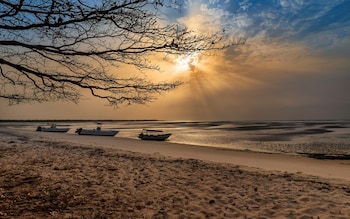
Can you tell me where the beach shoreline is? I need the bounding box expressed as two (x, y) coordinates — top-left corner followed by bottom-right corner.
(3, 128), (350, 181)
(1, 128), (349, 218)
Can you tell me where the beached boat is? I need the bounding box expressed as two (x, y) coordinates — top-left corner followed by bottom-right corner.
(36, 124), (70, 133)
(138, 129), (171, 141)
(75, 125), (119, 136)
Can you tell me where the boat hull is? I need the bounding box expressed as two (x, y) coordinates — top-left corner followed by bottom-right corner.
(138, 133), (171, 141)
(76, 128), (119, 136)
(36, 127), (70, 133)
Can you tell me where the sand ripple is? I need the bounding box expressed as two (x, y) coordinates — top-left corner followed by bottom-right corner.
(0, 132), (349, 218)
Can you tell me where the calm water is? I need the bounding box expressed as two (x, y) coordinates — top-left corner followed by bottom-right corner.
(1, 120), (350, 156)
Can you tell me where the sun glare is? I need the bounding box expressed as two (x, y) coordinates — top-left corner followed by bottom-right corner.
(175, 53), (199, 71)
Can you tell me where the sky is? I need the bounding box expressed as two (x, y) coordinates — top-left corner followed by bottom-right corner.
(1, 0), (350, 121)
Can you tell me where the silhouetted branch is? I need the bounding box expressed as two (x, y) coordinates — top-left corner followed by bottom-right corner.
(0, 0), (243, 106)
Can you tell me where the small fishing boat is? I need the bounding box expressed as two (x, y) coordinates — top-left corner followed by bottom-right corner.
(75, 124), (119, 136)
(36, 124), (70, 133)
(138, 129), (171, 141)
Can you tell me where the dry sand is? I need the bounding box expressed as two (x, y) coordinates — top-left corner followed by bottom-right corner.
(0, 128), (349, 218)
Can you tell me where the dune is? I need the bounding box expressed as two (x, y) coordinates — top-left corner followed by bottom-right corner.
(0, 128), (349, 218)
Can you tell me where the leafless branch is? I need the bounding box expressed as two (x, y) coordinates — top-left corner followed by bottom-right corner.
(0, 0), (244, 106)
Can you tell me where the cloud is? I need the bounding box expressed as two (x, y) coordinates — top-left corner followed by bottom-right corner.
(239, 0), (253, 11)
(279, 0), (304, 11)
(196, 0), (349, 47)
(199, 4), (230, 18)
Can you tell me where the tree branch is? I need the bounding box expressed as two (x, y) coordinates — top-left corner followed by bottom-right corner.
(0, 0), (243, 106)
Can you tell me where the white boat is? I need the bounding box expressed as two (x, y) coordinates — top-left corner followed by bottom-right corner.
(75, 125), (119, 136)
(138, 129), (171, 141)
(36, 124), (70, 133)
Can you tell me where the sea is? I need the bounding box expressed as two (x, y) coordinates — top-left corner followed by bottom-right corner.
(1, 120), (350, 158)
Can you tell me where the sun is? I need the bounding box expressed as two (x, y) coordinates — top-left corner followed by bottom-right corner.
(175, 53), (199, 71)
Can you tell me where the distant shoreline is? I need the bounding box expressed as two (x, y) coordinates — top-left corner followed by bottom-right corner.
(0, 119), (161, 123)
(1, 119), (350, 123)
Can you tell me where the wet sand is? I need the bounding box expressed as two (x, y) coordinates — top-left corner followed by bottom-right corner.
(0, 128), (349, 218)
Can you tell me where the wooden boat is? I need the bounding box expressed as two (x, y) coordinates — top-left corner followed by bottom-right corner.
(36, 124), (70, 133)
(138, 129), (171, 141)
(75, 125), (119, 136)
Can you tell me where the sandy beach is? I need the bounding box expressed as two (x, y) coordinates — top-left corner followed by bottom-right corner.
(0, 128), (349, 218)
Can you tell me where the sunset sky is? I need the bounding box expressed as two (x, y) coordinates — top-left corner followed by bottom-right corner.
(1, 0), (350, 121)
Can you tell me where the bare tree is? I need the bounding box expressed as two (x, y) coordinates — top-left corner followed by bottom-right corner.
(0, 0), (241, 106)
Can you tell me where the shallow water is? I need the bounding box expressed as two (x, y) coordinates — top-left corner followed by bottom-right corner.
(1, 120), (350, 156)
